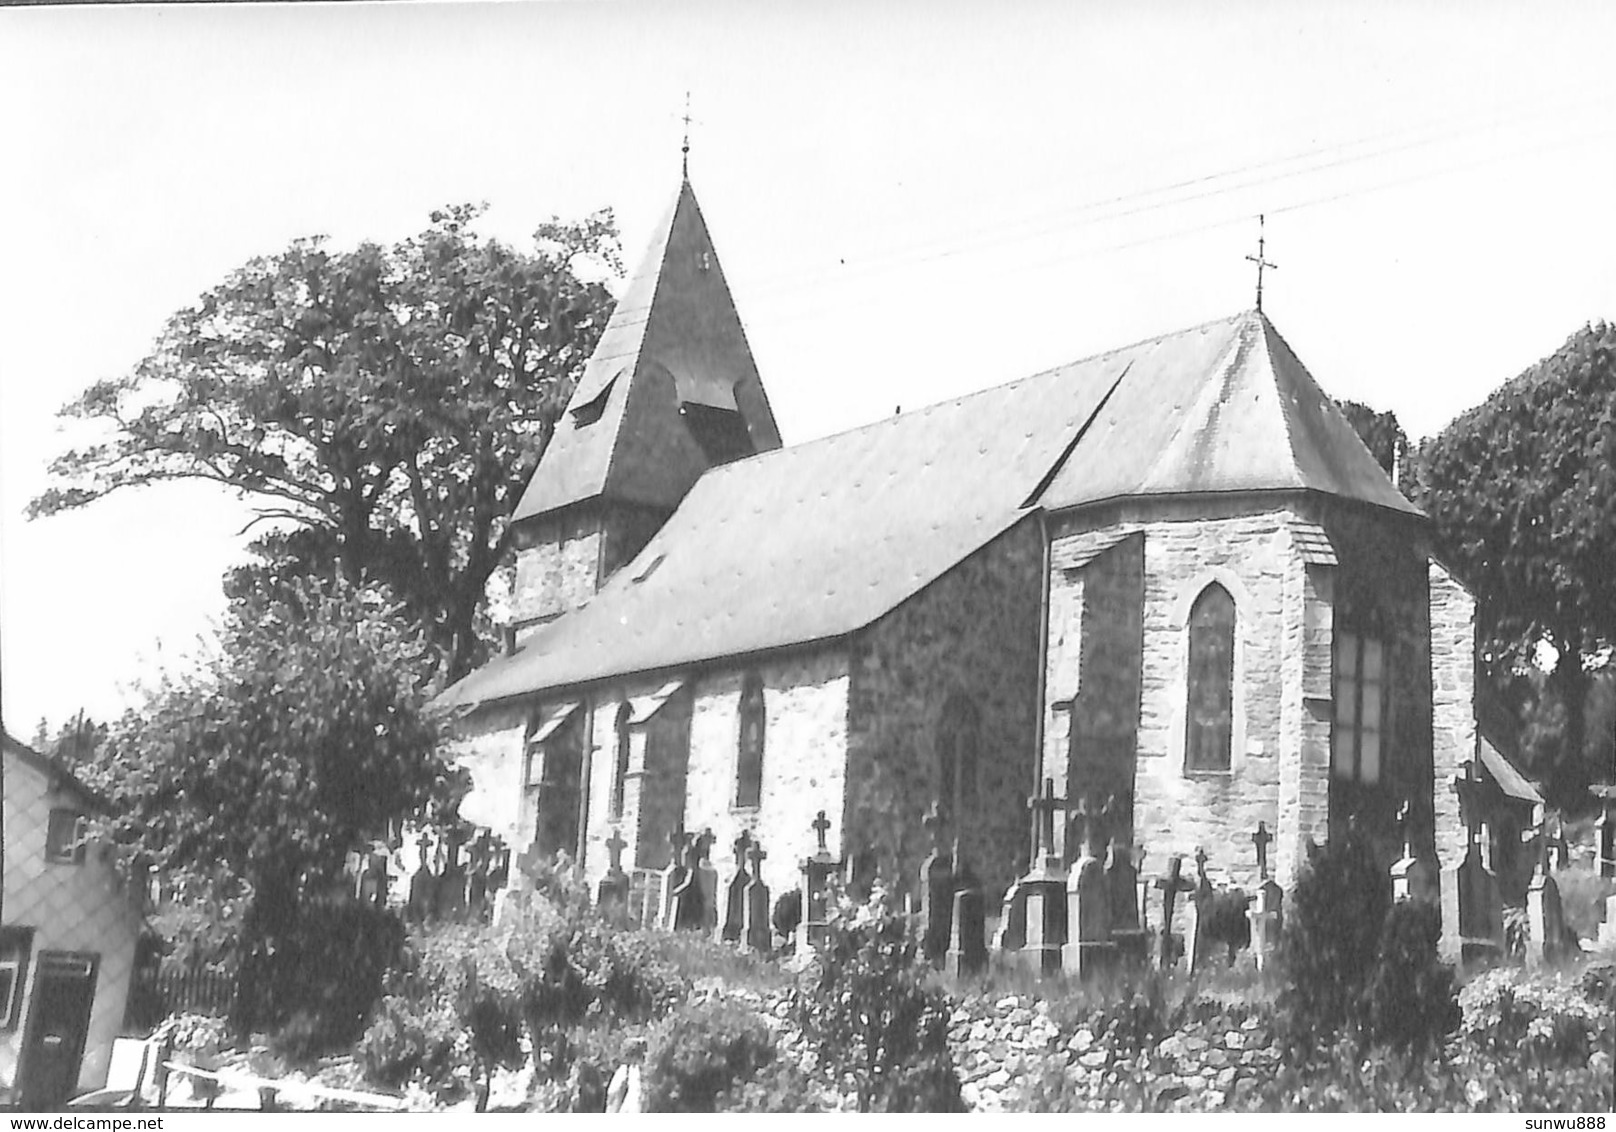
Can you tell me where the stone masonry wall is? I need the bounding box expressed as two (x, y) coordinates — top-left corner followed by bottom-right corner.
(448, 701), (532, 852)
(845, 520), (1044, 905)
(1044, 532), (1144, 857)
(512, 508), (604, 627)
(1318, 500), (1436, 872)
(1429, 559), (1478, 877)
(579, 650), (850, 901)
(1052, 503), (1295, 891)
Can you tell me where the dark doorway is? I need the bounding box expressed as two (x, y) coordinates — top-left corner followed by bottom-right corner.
(18, 952), (98, 1110)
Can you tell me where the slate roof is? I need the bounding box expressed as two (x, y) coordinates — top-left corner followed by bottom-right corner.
(2, 731), (113, 814)
(512, 178), (782, 521)
(444, 310), (1419, 709)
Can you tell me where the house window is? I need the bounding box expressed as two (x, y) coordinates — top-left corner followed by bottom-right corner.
(936, 695), (981, 830)
(609, 703), (632, 821)
(0, 927), (33, 1030)
(1185, 583), (1236, 772)
(45, 808), (88, 865)
(1333, 631), (1386, 784)
(735, 673), (765, 809)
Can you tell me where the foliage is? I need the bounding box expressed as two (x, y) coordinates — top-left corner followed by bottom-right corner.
(1458, 966), (1615, 1067)
(1274, 831), (1392, 1051)
(773, 889), (801, 940)
(1553, 868), (1616, 943)
(1336, 399), (1409, 481)
(1410, 322), (1616, 805)
(357, 993), (462, 1092)
(1197, 888), (1252, 964)
(643, 999), (775, 1112)
(32, 206), (621, 681)
(89, 574), (446, 1036)
(1363, 899), (1459, 1056)
(792, 884), (963, 1113)
(714, 1056), (829, 1113)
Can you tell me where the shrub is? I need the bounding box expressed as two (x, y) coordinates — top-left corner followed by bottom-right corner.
(1198, 888), (1252, 963)
(716, 1056), (828, 1112)
(793, 884), (962, 1113)
(773, 890), (802, 940)
(1275, 831), (1391, 1052)
(357, 994), (462, 1092)
(1363, 899), (1459, 1056)
(644, 999), (775, 1112)
(1555, 869), (1616, 942)
(1458, 967), (1614, 1067)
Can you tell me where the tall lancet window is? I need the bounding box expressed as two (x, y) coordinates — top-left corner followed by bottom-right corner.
(1185, 583), (1235, 772)
(936, 694), (982, 830)
(609, 703), (632, 821)
(735, 672), (766, 808)
(1332, 631), (1386, 785)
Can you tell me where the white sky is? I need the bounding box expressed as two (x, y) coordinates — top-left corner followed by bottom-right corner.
(2, 0), (1614, 735)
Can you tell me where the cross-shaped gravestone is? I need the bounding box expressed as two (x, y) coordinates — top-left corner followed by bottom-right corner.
(1252, 821), (1273, 881)
(1451, 760), (1488, 853)
(812, 810), (832, 856)
(605, 828), (628, 875)
(922, 801), (947, 855)
(732, 829), (753, 869)
(1026, 778), (1068, 863)
(1194, 846), (1209, 887)
(747, 839), (767, 878)
(1395, 799), (1415, 859)
(1154, 855), (1195, 970)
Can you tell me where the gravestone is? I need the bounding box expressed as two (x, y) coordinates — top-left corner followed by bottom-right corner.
(694, 830), (720, 934)
(407, 834), (438, 923)
(1593, 787), (1616, 879)
(657, 828), (692, 930)
(797, 810), (841, 953)
(356, 843), (390, 909)
(1063, 794), (1116, 979)
(1153, 855), (1195, 971)
(1389, 800), (1436, 905)
(944, 838), (987, 977)
(1600, 892), (1616, 948)
(438, 831), (469, 922)
(597, 828), (631, 922)
(1015, 778), (1069, 976)
(1185, 847), (1216, 973)
(991, 874), (1027, 956)
(845, 847), (878, 903)
(467, 831), (495, 921)
(1440, 761), (1503, 965)
(1524, 819), (1567, 967)
(1246, 821), (1284, 972)
(918, 802), (955, 964)
(722, 830), (753, 944)
(671, 832), (708, 931)
(1107, 836), (1148, 966)
(742, 841), (772, 953)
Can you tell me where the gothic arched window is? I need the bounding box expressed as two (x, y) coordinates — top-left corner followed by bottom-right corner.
(609, 703), (632, 820)
(936, 694), (982, 828)
(1185, 583), (1235, 772)
(735, 672), (766, 808)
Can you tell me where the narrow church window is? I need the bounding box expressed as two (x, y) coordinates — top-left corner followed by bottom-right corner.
(1184, 583), (1235, 772)
(936, 694), (982, 829)
(735, 672), (766, 808)
(610, 703), (632, 821)
(1332, 632), (1386, 784)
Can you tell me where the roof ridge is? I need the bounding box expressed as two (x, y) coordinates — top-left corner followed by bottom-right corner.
(691, 309), (1255, 490)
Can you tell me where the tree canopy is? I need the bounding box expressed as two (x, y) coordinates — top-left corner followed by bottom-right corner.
(32, 205), (621, 681)
(1336, 399), (1410, 482)
(1411, 321), (1616, 800)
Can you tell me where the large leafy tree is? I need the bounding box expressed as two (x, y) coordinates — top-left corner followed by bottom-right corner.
(92, 574), (451, 1031)
(1336, 399), (1409, 483)
(1410, 322), (1616, 800)
(32, 205), (620, 681)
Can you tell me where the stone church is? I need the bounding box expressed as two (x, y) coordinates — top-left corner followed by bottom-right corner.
(441, 174), (1539, 917)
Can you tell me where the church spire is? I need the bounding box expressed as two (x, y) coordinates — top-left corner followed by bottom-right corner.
(511, 176), (782, 527)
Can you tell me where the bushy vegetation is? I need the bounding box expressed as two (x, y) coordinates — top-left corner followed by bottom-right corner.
(644, 999), (775, 1112)
(791, 885), (963, 1112)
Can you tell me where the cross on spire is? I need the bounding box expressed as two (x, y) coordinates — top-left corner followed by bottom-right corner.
(681, 91), (693, 180)
(1246, 213), (1278, 313)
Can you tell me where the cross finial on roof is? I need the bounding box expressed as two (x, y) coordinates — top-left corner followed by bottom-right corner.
(1246, 214), (1278, 313)
(681, 91), (693, 180)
